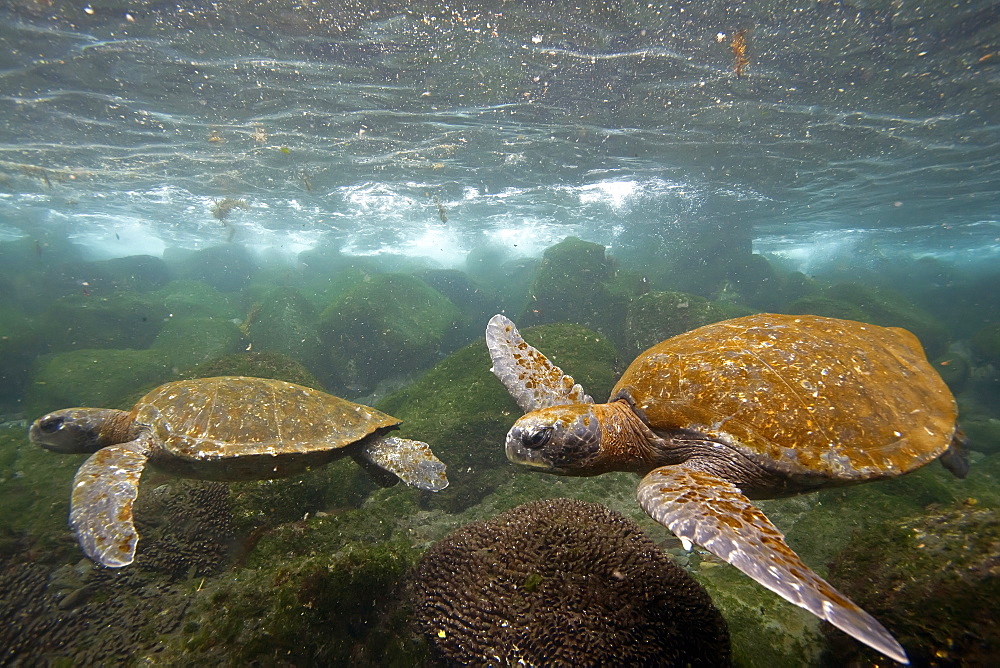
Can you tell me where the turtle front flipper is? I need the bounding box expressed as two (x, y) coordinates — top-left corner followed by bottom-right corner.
(636, 465), (909, 665)
(486, 314), (593, 412)
(70, 444), (150, 568)
(354, 435), (449, 492)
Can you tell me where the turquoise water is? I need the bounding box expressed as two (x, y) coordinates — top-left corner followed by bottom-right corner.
(1, 1), (998, 665)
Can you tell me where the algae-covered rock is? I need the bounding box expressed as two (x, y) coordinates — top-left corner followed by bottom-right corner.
(960, 419), (1000, 455)
(24, 348), (172, 417)
(89, 254), (172, 293)
(245, 286), (324, 373)
(228, 457), (376, 538)
(0, 305), (43, 412)
(40, 292), (168, 353)
(623, 290), (753, 359)
(377, 321), (618, 513)
(418, 268), (496, 346)
(151, 280), (239, 320)
(179, 351), (323, 390)
(173, 244), (256, 293)
(826, 504), (1000, 666)
(932, 350), (971, 396)
(787, 283), (949, 358)
(694, 561), (823, 667)
(164, 541), (422, 665)
(0, 426), (82, 562)
(519, 237), (623, 338)
(970, 323), (1000, 365)
(150, 316), (243, 370)
(319, 273), (461, 393)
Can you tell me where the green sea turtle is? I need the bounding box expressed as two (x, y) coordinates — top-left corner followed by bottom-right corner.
(486, 313), (967, 665)
(29, 376), (449, 568)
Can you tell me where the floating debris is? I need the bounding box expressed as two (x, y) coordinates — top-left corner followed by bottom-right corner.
(731, 29), (750, 78)
(210, 197), (249, 222)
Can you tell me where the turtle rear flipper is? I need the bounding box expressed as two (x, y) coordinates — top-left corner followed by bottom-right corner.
(636, 464), (909, 665)
(354, 435), (448, 492)
(486, 314), (593, 412)
(70, 443), (149, 568)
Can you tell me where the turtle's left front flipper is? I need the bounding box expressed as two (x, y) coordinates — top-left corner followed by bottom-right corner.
(486, 314), (593, 412)
(70, 444), (149, 568)
(636, 465), (909, 665)
(356, 435), (449, 492)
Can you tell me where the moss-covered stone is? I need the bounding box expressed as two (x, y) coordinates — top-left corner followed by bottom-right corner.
(0, 305), (43, 412)
(89, 255), (172, 293)
(228, 458), (377, 538)
(623, 290), (754, 359)
(377, 322), (618, 513)
(40, 292), (168, 353)
(178, 351), (323, 389)
(960, 419), (1000, 456)
(519, 237), (624, 340)
(417, 268), (496, 347)
(826, 503), (1000, 665)
(931, 350), (971, 396)
(319, 273), (461, 393)
(24, 348), (173, 417)
(245, 286), (324, 374)
(150, 316), (243, 370)
(786, 283), (949, 358)
(0, 426), (82, 563)
(151, 280), (239, 320)
(970, 322), (1000, 366)
(164, 541), (423, 666)
(172, 244), (257, 293)
(694, 562), (823, 667)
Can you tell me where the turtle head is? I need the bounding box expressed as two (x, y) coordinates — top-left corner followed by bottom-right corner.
(505, 404), (605, 475)
(29, 408), (131, 454)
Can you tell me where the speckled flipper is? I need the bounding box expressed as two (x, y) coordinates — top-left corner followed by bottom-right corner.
(357, 435), (449, 492)
(70, 444), (150, 568)
(486, 314), (593, 412)
(636, 465), (909, 665)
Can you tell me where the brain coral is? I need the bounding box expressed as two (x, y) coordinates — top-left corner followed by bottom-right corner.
(411, 498), (730, 666)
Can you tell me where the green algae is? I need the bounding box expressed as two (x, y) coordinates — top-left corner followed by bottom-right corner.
(150, 315), (242, 370)
(320, 273), (461, 392)
(519, 236), (623, 339)
(167, 541), (423, 666)
(376, 321), (618, 513)
(151, 280), (239, 320)
(179, 350), (324, 389)
(41, 292), (168, 353)
(228, 457), (376, 538)
(694, 563), (823, 667)
(970, 322), (1000, 365)
(0, 426), (82, 563)
(787, 282), (950, 358)
(623, 290), (753, 359)
(827, 502), (1000, 665)
(246, 286), (324, 373)
(24, 347), (173, 416)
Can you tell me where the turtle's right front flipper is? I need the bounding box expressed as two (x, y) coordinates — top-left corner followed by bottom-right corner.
(70, 444), (149, 568)
(355, 435), (449, 492)
(636, 464), (909, 665)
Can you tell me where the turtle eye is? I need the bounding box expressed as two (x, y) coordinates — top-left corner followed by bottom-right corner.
(523, 426), (553, 450)
(37, 415), (64, 434)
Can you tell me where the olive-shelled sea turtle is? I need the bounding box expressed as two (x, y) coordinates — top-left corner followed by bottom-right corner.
(29, 376), (449, 568)
(486, 313), (967, 665)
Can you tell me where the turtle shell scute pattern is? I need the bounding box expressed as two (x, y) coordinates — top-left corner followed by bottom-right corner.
(132, 376), (399, 462)
(614, 314), (956, 480)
